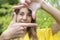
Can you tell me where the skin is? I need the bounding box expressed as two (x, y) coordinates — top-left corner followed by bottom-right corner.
(15, 8), (33, 40)
(14, 0), (60, 35)
(16, 8), (38, 40)
(16, 8), (32, 23)
(16, 8), (32, 38)
(1, 8), (37, 40)
(0, 7), (35, 40)
(41, 1), (60, 34)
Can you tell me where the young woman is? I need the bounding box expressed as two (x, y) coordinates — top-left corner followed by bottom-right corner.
(0, 0), (60, 40)
(0, 7), (37, 40)
(13, 7), (38, 40)
(13, 0), (60, 40)
(13, 7), (59, 40)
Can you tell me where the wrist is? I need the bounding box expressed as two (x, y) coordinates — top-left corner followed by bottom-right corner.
(0, 30), (11, 40)
(0, 33), (10, 40)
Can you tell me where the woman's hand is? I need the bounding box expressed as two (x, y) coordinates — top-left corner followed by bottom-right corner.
(13, 0), (31, 9)
(13, 0), (43, 20)
(0, 13), (37, 40)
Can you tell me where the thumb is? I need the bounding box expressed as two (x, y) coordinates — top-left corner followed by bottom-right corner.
(10, 12), (16, 25)
(13, 12), (17, 21)
(8, 13), (16, 28)
(25, 0), (31, 4)
(32, 11), (36, 20)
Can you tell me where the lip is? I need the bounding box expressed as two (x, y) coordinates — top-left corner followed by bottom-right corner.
(20, 21), (27, 23)
(20, 20), (27, 23)
(21, 20), (26, 23)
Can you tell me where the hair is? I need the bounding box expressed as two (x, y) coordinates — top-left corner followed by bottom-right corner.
(14, 7), (38, 40)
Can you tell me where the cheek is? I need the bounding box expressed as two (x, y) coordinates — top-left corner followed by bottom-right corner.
(16, 15), (22, 22)
(27, 17), (32, 23)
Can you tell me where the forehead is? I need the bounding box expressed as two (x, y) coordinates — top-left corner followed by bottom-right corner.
(19, 8), (29, 13)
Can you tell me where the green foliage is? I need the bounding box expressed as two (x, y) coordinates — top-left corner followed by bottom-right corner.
(0, 0), (19, 5)
(0, 23), (3, 35)
(0, 0), (8, 5)
(0, 0), (60, 38)
(0, 8), (7, 16)
(0, 3), (13, 16)
(57, 6), (60, 10)
(2, 14), (12, 31)
(7, 0), (19, 5)
(0, 0), (16, 33)
(51, 0), (58, 4)
(0, 14), (12, 31)
(36, 9), (55, 29)
(1, 3), (12, 9)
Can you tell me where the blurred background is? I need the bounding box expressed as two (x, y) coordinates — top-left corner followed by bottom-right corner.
(0, 0), (60, 39)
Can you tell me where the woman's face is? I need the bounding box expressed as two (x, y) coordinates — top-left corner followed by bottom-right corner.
(16, 8), (32, 23)
(15, 8), (32, 37)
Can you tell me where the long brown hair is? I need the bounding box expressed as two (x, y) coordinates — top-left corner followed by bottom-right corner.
(14, 8), (38, 40)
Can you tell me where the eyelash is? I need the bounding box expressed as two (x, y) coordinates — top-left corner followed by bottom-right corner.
(19, 12), (24, 16)
(20, 13), (24, 16)
(19, 12), (31, 16)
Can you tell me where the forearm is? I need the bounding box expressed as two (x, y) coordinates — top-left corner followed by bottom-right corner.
(41, 1), (60, 24)
(0, 36), (4, 40)
(0, 34), (10, 40)
(52, 22), (60, 34)
(0, 35), (9, 40)
(0, 31), (11, 40)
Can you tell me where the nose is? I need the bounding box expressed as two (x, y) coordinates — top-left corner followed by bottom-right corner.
(23, 16), (27, 21)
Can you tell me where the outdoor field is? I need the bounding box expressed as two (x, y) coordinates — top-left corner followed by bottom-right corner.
(0, 0), (60, 40)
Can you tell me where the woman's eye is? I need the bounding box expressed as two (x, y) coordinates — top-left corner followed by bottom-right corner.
(20, 12), (24, 16)
(20, 14), (23, 16)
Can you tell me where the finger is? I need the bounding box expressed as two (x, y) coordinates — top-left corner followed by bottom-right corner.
(20, 0), (25, 3)
(14, 23), (38, 27)
(11, 35), (20, 39)
(32, 11), (36, 20)
(12, 33), (25, 38)
(10, 12), (16, 24)
(20, 0), (30, 6)
(20, 0), (31, 4)
(13, 12), (16, 21)
(12, 5), (24, 9)
(8, 13), (16, 28)
(22, 3), (29, 7)
(14, 30), (26, 35)
(25, 0), (31, 4)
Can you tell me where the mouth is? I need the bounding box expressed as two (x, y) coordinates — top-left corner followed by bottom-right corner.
(20, 21), (27, 23)
(20, 20), (28, 23)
